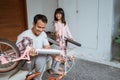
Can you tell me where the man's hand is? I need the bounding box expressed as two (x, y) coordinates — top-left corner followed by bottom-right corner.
(29, 48), (38, 56)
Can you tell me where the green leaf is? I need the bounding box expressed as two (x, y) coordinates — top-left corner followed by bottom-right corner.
(117, 52), (120, 57)
(118, 29), (120, 32)
(115, 35), (120, 43)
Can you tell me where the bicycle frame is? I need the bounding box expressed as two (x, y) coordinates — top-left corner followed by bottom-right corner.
(0, 45), (62, 65)
(0, 46), (31, 64)
(0, 37), (80, 80)
(47, 36), (80, 80)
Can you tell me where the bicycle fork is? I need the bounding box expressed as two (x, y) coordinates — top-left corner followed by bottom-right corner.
(0, 46), (31, 64)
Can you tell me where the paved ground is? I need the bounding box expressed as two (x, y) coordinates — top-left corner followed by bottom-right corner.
(63, 59), (120, 80)
(0, 58), (120, 80)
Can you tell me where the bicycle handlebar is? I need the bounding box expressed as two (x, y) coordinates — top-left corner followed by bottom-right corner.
(64, 37), (81, 47)
(48, 37), (81, 47)
(36, 48), (62, 55)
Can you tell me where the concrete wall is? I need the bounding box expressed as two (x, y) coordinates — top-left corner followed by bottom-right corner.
(58, 0), (120, 68)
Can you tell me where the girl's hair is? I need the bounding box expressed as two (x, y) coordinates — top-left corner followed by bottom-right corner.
(54, 8), (66, 25)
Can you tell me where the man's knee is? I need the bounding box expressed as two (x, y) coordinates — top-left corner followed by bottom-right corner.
(46, 57), (53, 70)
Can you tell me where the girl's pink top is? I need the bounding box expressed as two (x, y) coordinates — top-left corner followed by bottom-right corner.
(54, 21), (73, 40)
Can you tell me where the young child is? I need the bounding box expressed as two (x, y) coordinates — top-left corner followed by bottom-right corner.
(54, 8), (73, 42)
(50, 8), (73, 76)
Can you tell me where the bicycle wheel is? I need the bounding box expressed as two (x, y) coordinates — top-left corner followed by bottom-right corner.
(60, 55), (75, 73)
(0, 38), (20, 73)
(46, 55), (75, 80)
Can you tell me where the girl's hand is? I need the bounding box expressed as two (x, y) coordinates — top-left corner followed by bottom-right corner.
(55, 32), (59, 38)
(70, 38), (74, 41)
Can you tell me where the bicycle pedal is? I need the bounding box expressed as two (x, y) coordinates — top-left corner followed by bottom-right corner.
(25, 72), (40, 80)
(48, 76), (56, 80)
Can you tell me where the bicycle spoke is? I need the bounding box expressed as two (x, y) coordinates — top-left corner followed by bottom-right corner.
(0, 38), (20, 73)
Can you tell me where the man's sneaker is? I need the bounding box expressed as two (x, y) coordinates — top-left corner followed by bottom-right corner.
(25, 72), (40, 80)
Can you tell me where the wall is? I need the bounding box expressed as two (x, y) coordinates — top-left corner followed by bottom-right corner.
(58, 0), (120, 68)
(26, 0), (57, 31)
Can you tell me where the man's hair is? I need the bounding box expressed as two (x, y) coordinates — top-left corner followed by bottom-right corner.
(33, 14), (48, 24)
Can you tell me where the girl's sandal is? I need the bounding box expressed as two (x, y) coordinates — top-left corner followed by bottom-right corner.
(48, 76), (56, 80)
(58, 67), (63, 71)
(56, 72), (66, 80)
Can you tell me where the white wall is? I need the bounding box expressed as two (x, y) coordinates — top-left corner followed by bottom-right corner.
(58, 0), (120, 68)
(59, 0), (98, 49)
(26, 0), (57, 31)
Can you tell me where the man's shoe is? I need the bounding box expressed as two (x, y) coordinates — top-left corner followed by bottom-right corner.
(25, 72), (40, 80)
(47, 69), (54, 74)
(48, 76), (56, 80)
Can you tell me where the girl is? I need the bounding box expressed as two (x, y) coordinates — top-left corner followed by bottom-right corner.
(54, 8), (73, 43)
(50, 8), (74, 77)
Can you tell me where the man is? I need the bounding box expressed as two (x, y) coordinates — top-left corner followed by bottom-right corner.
(16, 14), (51, 80)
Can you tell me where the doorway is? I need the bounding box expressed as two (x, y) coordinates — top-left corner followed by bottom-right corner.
(0, 0), (27, 43)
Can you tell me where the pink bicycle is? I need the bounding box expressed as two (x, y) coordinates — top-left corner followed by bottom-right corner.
(0, 37), (81, 80)
(0, 38), (62, 73)
(0, 38), (20, 72)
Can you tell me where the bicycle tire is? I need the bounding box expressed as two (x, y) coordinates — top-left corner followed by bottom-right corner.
(60, 55), (75, 73)
(0, 38), (20, 73)
(46, 55), (75, 80)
